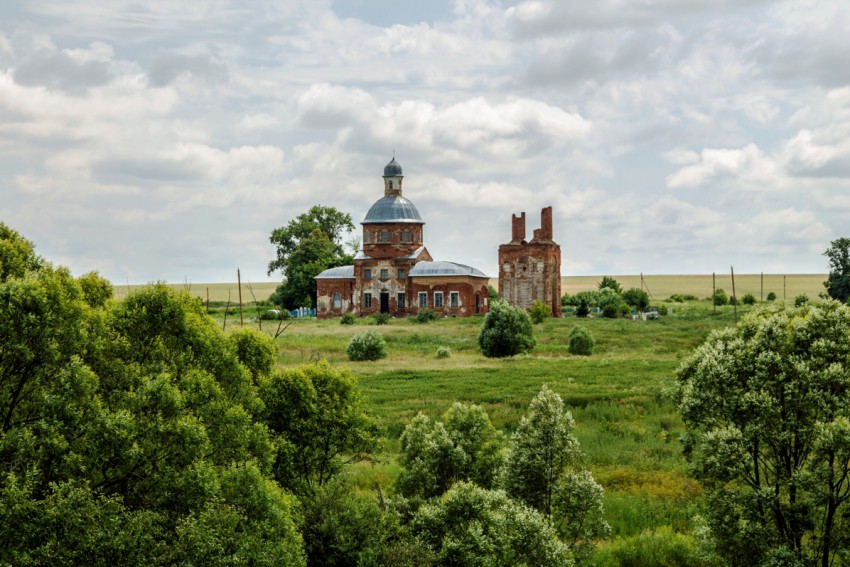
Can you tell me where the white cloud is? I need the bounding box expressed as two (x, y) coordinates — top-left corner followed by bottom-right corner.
(666, 144), (781, 190)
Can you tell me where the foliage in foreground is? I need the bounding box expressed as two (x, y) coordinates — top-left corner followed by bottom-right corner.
(413, 481), (574, 566)
(397, 403), (503, 499)
(0, 223), (305, 565)
(478, 299), (536, 357)
(677, 300), (850, 566)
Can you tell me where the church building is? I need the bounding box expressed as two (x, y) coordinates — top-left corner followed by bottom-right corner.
(315, 158), (490, 318)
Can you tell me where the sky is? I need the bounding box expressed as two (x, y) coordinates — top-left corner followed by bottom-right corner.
(1, 0), (848, 284)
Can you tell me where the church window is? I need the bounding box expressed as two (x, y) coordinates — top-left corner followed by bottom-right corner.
(450, 292), (460, 308)
(364, 292), (372, 308)
(364, 231), (371, 243)
(378, 230), (390, 243)
(434, 292), (444, 308)
(364, 268), (371, 280)
(402, 230), (412, 242)
(418, 292), (428, 307)
(389, 180), (393, 189)
(397, 292), (406, 309)
(333, 293), (341, 309)
(397, 269), (405, 279)
(380, 268), (389, 279)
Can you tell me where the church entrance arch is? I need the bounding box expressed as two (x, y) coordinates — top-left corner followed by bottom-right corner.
(380, 292), (390, 313)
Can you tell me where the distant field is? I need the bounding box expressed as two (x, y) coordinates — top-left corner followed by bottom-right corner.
(111, 274), (827, 303)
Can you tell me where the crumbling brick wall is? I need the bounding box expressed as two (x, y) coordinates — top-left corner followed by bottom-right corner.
(498, 207), (561, 317)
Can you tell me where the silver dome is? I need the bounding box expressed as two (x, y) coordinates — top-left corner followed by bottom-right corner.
(362, 195), (424, 224)
(383, 157), (403, 176)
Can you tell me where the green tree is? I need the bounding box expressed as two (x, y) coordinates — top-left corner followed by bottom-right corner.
(268, 205), (355, 309)
(598, 276), (622, 294)
(0, 222), (42, 282)
(412, 481), (573, 566)
(0, 229), (305, 564)
(397, 403), (503, 499)
(622, 288), (650, 311)
(503, 386), (609, 564)
(677, 301), (850, 566)
(259, 361), (380, 494)
(824, 237), (850, 303)
(478, 300), (535, 357)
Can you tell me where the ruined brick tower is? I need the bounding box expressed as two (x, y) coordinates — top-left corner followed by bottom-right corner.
(498, 207), (562, 317)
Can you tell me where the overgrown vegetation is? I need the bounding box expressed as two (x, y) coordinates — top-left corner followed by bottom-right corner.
(346, 330), (388, 361)
(478, 299), (536, 357)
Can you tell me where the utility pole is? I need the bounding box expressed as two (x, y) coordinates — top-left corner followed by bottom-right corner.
(713, 272), (716, 314)
(237, 269), (244, 326)
(731, 266), (738, 324)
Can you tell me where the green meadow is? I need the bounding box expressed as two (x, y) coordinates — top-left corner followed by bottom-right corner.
(204, 298), (775, 558)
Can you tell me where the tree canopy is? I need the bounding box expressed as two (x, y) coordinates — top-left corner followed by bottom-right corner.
(824, 237), (850, 303)
(677, 301), (850, 566)
(0, 227), (306, 564)
(478, 300), (536, 357)
(267, 205), (355, 309)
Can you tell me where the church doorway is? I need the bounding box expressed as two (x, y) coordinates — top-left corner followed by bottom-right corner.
(475, 293), (480, 314)
(380, 292), (390, 314)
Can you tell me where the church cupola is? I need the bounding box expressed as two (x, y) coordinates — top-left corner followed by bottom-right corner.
(383, 157), (403, 196)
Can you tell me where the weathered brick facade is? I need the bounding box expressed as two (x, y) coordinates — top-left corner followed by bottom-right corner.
(498, 206), (562, 317)
(316, 158), (489, 318)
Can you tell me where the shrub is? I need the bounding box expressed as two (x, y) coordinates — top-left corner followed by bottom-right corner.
(713, 288), (728, 306)
(340, 312), (356, 325)
(729, 295), (738, 306)
(622, 288), (650, 311)
(416, 308), (439, 323)
(372, 312), (390, 325)
(260, 309), (289, 321)
(576, 299), (590, 318)
(767, 291), (777, 301)
(561, 293), (573, 307)
(478, 300), (535, 358)
(668, 294), (685, 303)
(530, 299), (551, 323)
(602, 303), (622, 319)
(742, 293), (756, 305)
(487, 285), (500, 302)
(568, 325), (594, 356)
(346, 331), (387, 361)
(795, 293), (809, 307)
(683, 294), (698, 301)
(436, 346), (451, 359)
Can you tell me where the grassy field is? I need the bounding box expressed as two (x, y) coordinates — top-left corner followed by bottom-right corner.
(112, 273), (827, 303)
(207, 300), (764, 558)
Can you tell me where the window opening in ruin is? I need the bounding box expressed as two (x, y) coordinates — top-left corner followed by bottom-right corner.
(363, 292), (372, 309)
(434, 292), (444, 308)
(364, 269), (371, 280)
(397, 292), (405, 308)
(380, 268), (389, 279)
(450, 292), (459, 308)
(378, 230), (390, 242)
(418, 292), (428, 307)
(397, 269), (405, 279)
(333, 293), (341, 309)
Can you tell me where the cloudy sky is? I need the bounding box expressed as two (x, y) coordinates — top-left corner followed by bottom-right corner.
(1, 0), (848, 284)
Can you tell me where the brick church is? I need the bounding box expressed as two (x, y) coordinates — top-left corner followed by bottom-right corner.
(315, 158), (491, 318)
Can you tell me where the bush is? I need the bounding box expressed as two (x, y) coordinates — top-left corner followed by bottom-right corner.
(416, 308), (439, 323)
(623, 288), (650, 311)
(478, 300), (535, 358)
(530, 299), (551, 323)
(602, 302), (626, 319)
(742, 293), (756, 305)
(729, 295), (738, 306)
(683, 294), (698, 301)
(561, 293), (573, 307)
(713, 288), (728, 306)
(487, 285), (500, 302)
(346, 331), (387, 361)
(576, 299), (590, 318)
(767, 291), (777, 301)
(436, 346), (451, 359)
(568, 325), (594, 356)
(795, 293), (809, 307)
(372, 312), (390, 325)
(668, 294), (685, 303)
(339, 312), (356, 325)
(260, 309), (289, 321)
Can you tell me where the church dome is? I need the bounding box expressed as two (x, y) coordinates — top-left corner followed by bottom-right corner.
(383, 157), (403, 176)
(362, 195), (423, 224)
